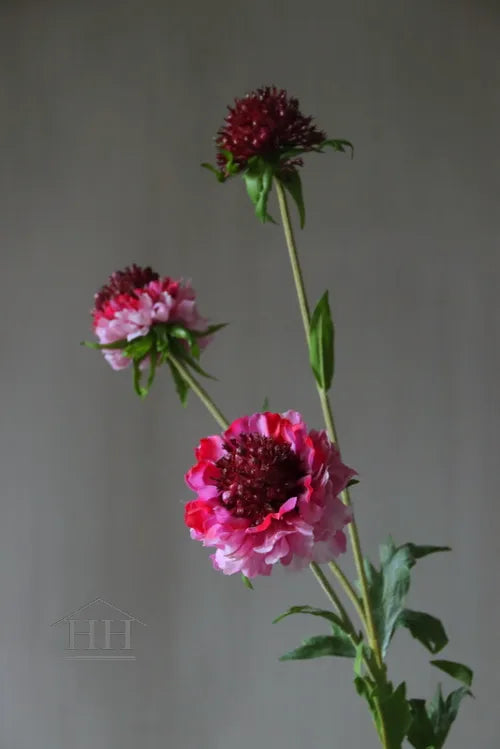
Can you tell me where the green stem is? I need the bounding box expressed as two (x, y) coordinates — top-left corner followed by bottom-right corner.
(275, 179), (387, 726)
(328, 560), (366, 627)
(310, 562), (356, 636)
(167, 353), (229, 430)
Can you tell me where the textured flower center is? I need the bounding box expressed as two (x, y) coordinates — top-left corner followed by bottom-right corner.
(93, 265), (159, 313)
(216, 433), (305, 525)
(216, 86), (326, 172)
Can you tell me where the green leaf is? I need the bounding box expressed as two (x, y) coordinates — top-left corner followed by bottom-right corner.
(396, 610), (448, 654)
(167, 324), (195, 344)
(168, 360), (189, 406)
(273, 604), (345, 631)
(347, 478), (360, 488)
(192, 322), (228, 338)
(408, 685), (472, 748)
(201, 162), (226, 182)
(280, 633), (356, 661)
(243, 160), (275, 223)
(407, 699), (436, 749)
(404, 543), (451, 561)
(430, 660), (473, 688)
(379, 681), (412, 749)
(320, 138), (354, 158)
(278, 169), (305, 228)
(309, 291), (334, 391)
(354, 674), (412, 749)
(124, 333), (154, 360)
(363, 539), (451, 658)
(241, 574), (254, 590)
(81, 338), (128, 350)
(261, 396), (270, 411)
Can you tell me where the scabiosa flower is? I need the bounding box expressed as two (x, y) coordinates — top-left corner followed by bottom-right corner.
(185, 410), (355, 578)
(86, 265), (223, 398)
(91, 265), (208, 370)
(216, 86), (326, 174)
(204, 86), (352, 225)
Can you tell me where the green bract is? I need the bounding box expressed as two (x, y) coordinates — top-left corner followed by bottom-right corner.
(203, 139), (353, 225)
(82, 322), (226, 399)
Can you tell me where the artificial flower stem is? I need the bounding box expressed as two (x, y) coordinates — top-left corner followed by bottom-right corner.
(310, 562), (356, 635)
(327, 560), (366, 626)
(167, 354), (229, 430)
(274, 179), (383, 672)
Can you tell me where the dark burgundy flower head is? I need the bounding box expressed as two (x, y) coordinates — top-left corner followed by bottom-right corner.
(216, 86), (326, 174)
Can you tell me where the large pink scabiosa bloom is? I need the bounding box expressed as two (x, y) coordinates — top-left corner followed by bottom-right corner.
(203, 85), (352, 225)
(88, 265), (219, 398)
(185, 410), (355, 578)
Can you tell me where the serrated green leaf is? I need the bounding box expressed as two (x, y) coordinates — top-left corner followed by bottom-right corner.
(430, 660), (473, 688)
(309, 291), (334, 391)
(396, 610), (448, 654)
(168, 360), (189, 406)
(363, 539), (451, 658)
(280, 633), (356, 661)
(273, 604), (344, 631)
(241, 574), (254, 590)
(278, 169), (305, 228)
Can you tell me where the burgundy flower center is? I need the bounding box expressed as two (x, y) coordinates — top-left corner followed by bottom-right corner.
(215, 433), (305, 526)
(93, 265), (159, 313)
(216, 86), (326, 171)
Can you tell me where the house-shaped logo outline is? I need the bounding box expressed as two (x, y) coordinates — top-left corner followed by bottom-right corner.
(51, 598), (146, 660)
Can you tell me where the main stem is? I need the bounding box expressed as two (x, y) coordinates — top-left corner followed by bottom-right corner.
(274, 179), (383, 672)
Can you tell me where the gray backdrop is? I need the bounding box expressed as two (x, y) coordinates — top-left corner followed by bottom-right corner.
(1, 1), (499, 747)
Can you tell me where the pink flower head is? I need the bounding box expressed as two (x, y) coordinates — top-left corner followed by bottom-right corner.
(91, 264), (208, 371)
(185, 410), (355, 578)
(216, 86), (326, 175)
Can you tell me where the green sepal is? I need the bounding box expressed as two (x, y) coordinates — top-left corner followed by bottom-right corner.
(261, 396), (270, 411)
(132, 353), (156, 399)
(280, 631), (356, 661)
(320, 138), (354, 158)
(278, 169), (305, 228)
(241, 574), (254, 590)
(168, 360), (189, 406)
(396, 609), (448, 654)
(273, 604), (345, 632)
(309, 291), (334, 391)
(243, 158), (275, 223)
(193, 322), (228, 338)
(430, 659), (473, 688)
(201, 162), (226, 182)
(81, 338), (128, 350)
